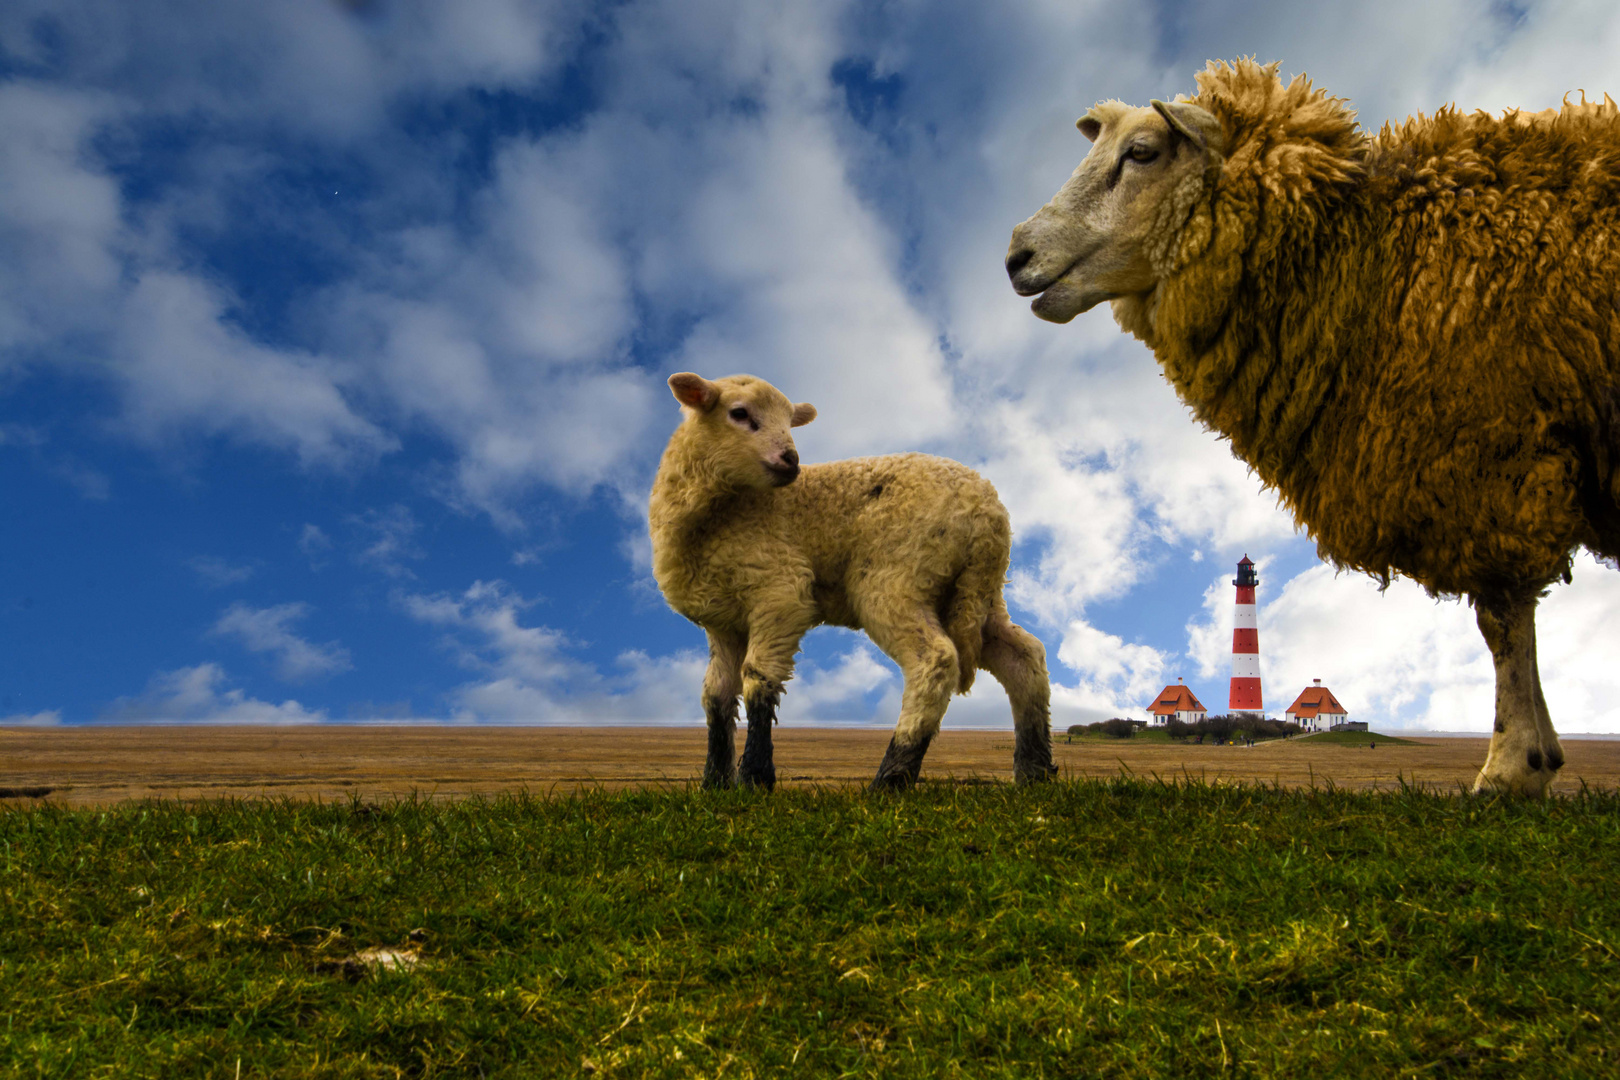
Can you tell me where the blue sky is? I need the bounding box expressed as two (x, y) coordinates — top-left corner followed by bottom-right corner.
(4, 0), (1619, 731)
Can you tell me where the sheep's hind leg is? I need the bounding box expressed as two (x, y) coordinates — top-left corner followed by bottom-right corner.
(869, 616), (959, 792)
(1473, 593), (1564, 797)
(701, 631), (745, 790)
(982, 610), (1056, 784)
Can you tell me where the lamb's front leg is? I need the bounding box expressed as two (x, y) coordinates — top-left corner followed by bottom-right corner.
(701, 631), (745, 789)
(1473, 592), (1564, 797)
(737, 618), (812, 791)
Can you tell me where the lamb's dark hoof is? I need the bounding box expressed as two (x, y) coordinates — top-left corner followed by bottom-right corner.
(870, 735), (931, 792)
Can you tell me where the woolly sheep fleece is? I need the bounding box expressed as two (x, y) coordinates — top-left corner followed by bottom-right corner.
(1007, 58), (1620, 796)
(648, 373), (1053, 791)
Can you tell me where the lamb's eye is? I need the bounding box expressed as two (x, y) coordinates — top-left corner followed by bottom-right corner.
(1127, 145), (1159, 164)
(728, 406), (749, 421)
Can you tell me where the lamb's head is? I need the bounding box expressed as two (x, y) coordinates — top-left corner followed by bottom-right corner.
(667, 372), (817, 489)
(1006, 98), (1223, 324)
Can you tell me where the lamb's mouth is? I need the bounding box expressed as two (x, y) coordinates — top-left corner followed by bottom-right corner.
(764, 462), (800, 486)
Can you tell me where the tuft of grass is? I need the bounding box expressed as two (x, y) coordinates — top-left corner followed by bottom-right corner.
(2, 780), (1618, 1077)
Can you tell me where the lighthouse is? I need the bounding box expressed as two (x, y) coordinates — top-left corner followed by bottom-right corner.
(1229, 555), (1263, 715)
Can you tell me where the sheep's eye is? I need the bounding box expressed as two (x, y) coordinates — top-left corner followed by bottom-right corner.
(728, 406), (749, 421)
(1127, 145), (1159, 164)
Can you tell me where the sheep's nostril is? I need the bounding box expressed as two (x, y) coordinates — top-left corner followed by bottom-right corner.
(1005, 247), (1035, 279)
(782, 448), (799, 468)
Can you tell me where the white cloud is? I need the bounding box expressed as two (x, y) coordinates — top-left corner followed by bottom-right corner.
(188, 555), (258, 588)
(101, 663), (328, 723)
(0, 1), (588, 138)
(1, 710), (63, 726)
(778, 642), (898, 723)
(350, 505), (425, 579)
(399, 577), (707, 721)
(210, 602), (353, 682)
(1055, 619), (1169, 715)
(298, 523), (333, 569)
(1534, 554), (1620, 733)
(0, 81), (124, 361)
(1443, 0), (1620, 118)
(113, 272), (394, 470)
(404, 579), (585, 685)
(661, 110), (957, 460)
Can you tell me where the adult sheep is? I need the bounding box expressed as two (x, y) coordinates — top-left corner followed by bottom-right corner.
(649, 372), (1054, 791)
(1005, 58), (1620, 797)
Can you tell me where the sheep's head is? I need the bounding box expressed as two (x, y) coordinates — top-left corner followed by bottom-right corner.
(667, 372), (817, 489)
(1006, 98), (1223, 323)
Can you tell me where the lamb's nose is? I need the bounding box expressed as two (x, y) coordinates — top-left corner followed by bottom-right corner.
(1005, 246), (1034, 280)
(781, 447), (799, 468)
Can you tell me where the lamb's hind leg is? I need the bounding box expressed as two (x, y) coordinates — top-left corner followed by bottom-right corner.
(1474, 592), (1564, 797)
(868, 615), (959, 791)
(981, 608), (1055, 784)
(701, 631), (745, 789)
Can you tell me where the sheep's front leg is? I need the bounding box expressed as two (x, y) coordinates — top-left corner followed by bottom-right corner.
(701, 631), (746, 789)
(737, 616), (812, 791)
(1474, 593), (1564, 797)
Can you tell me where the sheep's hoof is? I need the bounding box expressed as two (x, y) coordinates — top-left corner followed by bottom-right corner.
(1470, 768), (1552, 799)
(871, 735), (930, 792)
(1015, 761), (1058, 785)
(1472, 735), (1563, 798)
(700, 770), (735, 791)
(738, 765), (776, 791)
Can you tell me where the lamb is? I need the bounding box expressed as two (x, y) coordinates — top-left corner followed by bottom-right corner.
(1005, 58), (1620, 796)
(648, 372), (1055, 791)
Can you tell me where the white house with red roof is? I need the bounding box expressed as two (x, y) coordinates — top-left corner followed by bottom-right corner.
(1146, 678), (1208, 725)
(1285, 679), (1349, 732)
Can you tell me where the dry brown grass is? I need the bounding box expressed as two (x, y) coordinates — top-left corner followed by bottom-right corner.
(4, 725), (1620, 805)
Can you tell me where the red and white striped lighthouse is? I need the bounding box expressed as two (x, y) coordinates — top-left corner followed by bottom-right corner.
(1229, 555), (1264, 715)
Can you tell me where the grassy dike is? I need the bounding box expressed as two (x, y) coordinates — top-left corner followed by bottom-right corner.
(3, 780), (1617, 1078)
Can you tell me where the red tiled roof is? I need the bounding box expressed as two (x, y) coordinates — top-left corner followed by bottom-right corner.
(1285, 684), (1348, 719)
(1146, 684), (1207, 715)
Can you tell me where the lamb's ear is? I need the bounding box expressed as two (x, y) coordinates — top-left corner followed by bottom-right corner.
(1151, 99), (1223, 154)
(1076, 112), (1103, 142)
(790, 402), (817, 428)
(668, 372), (719, 411)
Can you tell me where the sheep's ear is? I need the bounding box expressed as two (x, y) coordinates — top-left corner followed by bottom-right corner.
(668, 372), (719, 411)
(1150, 99), (1222, 154)
(1076, 113), (1103, 142)
(790, 402), (817, 428)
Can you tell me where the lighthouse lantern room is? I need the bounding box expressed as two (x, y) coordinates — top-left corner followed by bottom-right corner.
(1229, 555), (1264, 715)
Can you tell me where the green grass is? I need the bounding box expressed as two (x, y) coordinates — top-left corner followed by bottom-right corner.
(1063, 728), (1298, 745)
(1304, 730), (1415, 746)
(4, 780), (1618, 1078)
(1063, 727), (1180, 743)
